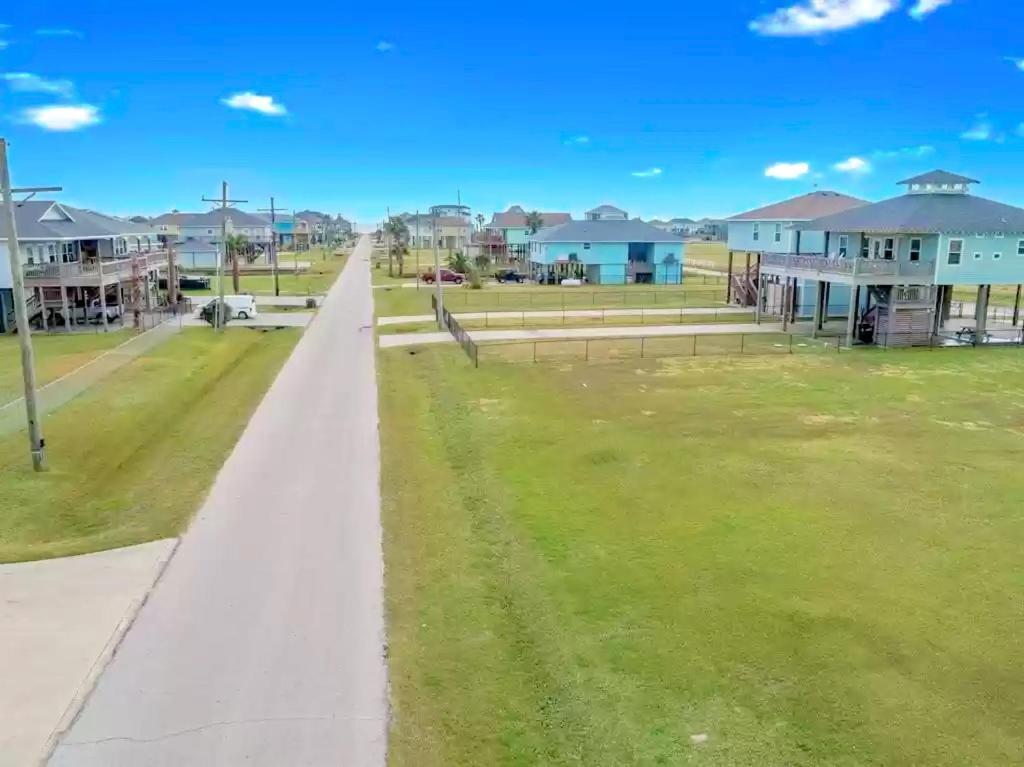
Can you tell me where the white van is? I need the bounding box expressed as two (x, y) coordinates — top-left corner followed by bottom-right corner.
(224, 295), (258, 319)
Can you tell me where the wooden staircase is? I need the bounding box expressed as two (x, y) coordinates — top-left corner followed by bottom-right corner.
(730, 264), (759, 307)
(4, 293), (42, 334)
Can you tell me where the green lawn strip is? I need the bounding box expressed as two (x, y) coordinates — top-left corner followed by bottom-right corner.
(0, 330), (132, 404)
(374, 284), (729, 319)
(379, 311), (756, 336)
(380, 346), (1024, 765)
(182, 250), (347, 297)
(951, 284), (1021, 311)
(0, 327), (301, 563)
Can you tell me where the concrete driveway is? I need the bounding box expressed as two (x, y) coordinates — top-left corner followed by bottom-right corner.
(50, 236), (386, 766)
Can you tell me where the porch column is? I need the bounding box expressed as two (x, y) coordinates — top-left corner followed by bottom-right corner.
(37, 287), (48, 331)
(754, 273), (763, 324)
(975, 284), (990, 341)
(1013, 284), (1021, 327)
(98, 271), (109, 333)
(811, 280), (822, 338)
(726, 250), (734, 303)
(940, 285), (953, 327)
(60, 284), (70, 334)
(845, 285), (860, 347)
(781, 277), (790, 331)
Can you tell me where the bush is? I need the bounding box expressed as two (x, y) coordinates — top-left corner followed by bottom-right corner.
(468, 269), (483, 289)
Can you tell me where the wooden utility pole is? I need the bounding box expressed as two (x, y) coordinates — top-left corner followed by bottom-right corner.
(433, 213), (443, 329)
(385, 207), (393, 277)
(166, 242), (179, 306)
(202, 182), (247, 332)
(0, 138), (62, 471)
(258, 198), (289, 297)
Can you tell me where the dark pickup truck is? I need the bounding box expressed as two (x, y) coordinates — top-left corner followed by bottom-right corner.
(493, 269), (527, 284)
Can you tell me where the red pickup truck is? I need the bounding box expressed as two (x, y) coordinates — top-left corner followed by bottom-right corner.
(420, 268), (466, 284)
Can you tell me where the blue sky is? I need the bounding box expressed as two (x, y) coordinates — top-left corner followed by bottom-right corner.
(0, 0), (1021, 227)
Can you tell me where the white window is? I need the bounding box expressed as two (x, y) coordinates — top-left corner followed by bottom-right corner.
(25, 246), (36, 265)
(207, 229), (214, 235)
(47, 243), (57, 262)
(993, 252), (1002, 260)
(838, 234), (849, 258)
(973, 252), (982, 261)
(61, 241), (76, 262)
(773, 223), (782, 243)
(995, 232), (1005, 239)
(1017, 239), (1024, 256)
(583, 243), (591, 250)
(752, 223), (759, 242)
(909, 238), (922, 262)
(947, 239), (963, 265)
(883, 238), (894, 260)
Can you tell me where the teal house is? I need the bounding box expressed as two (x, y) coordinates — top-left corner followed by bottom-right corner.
(757, 170), (1024, 346)
(528, 218), (685, 284)
(486, 206), (572, 258)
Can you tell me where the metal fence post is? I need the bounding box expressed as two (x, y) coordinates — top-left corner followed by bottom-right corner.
(693, 335), (698, 356)
(641, 337), (646, 358)
(740, 334), (745, 354)
(789, 334), (793, 354)
(533, 341), (537, 363)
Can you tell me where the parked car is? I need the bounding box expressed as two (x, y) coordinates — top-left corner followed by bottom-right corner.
(199, 299), (232, 327)
(158, 274), (212, 290)
(421, 268), (465, 284)
(87, 298), (123, 324)
(198, 294), (258, 320)
(494, 269), (526, 284)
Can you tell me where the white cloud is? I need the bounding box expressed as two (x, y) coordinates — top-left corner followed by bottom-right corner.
(222, 91), (287, 116)
(35, 28), (82, 37)
(2, 72), (74, 97)
(961, 115), (994, 141)
(908, 0), (952, 19)
(834, 156), (871, 173)
(1004, 57), (1024, 71)
(20, 104), (100, 131)
(376, 40), (394, 52)
(764, 161), (810, 180)
(874, 144), (935, 159)
(631, 167), (663, 178)
(0, 40), (8, 50)
(563, 135), (590, 146)
(1017, 123), (1024, 138)
(749, 0), (898, 36)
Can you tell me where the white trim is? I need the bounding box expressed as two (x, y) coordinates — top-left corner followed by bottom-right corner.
(947, 238), (964, 265)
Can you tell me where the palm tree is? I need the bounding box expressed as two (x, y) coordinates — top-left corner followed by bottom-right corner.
(225, 233), (248, 293)
(475, 213), (485, 231)
(384, 216), (410, 277)
(525, 210), (544, 235)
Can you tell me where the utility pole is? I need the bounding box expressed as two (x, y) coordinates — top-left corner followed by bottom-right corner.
(258, 198), (289, 297)
(0, 138), (61, 471)
(433, 212), (443, 329)
(202, 182), (247, 332)
(415, 210), (420, 285)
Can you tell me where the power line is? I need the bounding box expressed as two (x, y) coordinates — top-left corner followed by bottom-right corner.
(258, 198), (290, 297)
(0, 138), (62, 471)
(201, 182), (247, 332)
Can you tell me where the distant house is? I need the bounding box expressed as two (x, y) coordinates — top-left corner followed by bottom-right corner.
(0, 201), (164, 332)
(528, 219), (685, 284)
(486, 206), (572, 257)
(403, 213), (470, 251)
(585, 204), (629, 221)
(165, 208), (273, 268)
(756, 170), (1024, 346)
(727, 190), (869, 319)
(429, 204), (471, 221)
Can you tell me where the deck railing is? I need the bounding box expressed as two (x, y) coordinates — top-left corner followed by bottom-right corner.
(23, 250), (167, 281)
(760, 253), (935, 279)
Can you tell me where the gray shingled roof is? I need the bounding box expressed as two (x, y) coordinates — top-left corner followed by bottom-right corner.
(797, 192), (1024, 234)
(0, 201), (160, 241)
(729, 191), (869, 221)
(489, 209), (571, 228)
(898, 170), (979, 186)
(177, 208), (271, 228)
(530, 219), (685, 243)
(586, 204), (627, 215)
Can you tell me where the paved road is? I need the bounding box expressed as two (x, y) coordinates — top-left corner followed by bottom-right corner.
(50, 236), (387, 766)
(377, 306), (749, 326)
(379, 321), (786, 348)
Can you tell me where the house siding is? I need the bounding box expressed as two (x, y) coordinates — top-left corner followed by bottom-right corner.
(934, 233), (1024, 285)
(530, 241), (683, 284)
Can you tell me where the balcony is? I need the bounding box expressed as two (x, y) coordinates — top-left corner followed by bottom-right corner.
(760, 253), (936, 284)
(23, 250), (167, 286)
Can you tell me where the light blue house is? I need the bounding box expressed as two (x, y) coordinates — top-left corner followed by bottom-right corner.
(528, 219), (685, 284)
(727, 190), (869, 316)
(486, 206), (572, 258)
(760, 170), (1024, 345)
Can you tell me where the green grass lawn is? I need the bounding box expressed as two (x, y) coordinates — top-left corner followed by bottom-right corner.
(182, 249), (348, 297)
(951, 284), (1021, 310)
(374, 283), (730, 318)
(379, 346), (1024, 766)
(0, 327), (300, 562)
(0, 331), (132, 404)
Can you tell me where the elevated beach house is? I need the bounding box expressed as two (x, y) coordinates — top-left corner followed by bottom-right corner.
(528, 218), (685, 284)
(0, 201), (165, 332)
(757, 171), (1024, 346)
(485, 206), (572, 259)
(727, 190), (869, 314)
